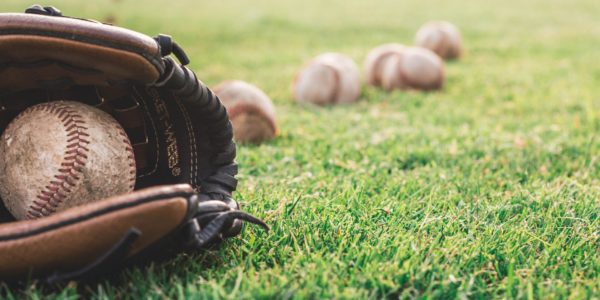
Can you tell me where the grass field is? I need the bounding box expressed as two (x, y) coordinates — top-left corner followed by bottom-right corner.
(1, 0), (600, 299)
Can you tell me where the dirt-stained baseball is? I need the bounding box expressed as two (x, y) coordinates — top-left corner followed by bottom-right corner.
(293, 53), (361, 105)
(415, 21), (462, 60)
(365, 45), (444, 91)
(394, 46), (445, 91)
(364, 43), (406, 88)
(0, 101), (136, 220)
(213, 80), (278, 144)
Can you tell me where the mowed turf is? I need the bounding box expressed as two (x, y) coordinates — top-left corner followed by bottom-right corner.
(1, 0), (599, 298)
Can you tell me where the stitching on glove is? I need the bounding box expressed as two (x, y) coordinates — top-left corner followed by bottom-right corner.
(175, 99), (198, 188)
(27, 103), (90, 218)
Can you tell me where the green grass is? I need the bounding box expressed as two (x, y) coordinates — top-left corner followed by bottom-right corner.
(1, 0), (600, 298)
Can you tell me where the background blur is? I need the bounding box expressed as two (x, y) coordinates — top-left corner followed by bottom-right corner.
(3, 0), (598, 100)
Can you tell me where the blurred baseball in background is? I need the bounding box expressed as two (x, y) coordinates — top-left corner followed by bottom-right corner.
(293, 53), (361, 105)
(365, 45), (444, 91)
(415, 21), (462, 60)
(214, 80), (277, 144)
(364, 43), (406, 89)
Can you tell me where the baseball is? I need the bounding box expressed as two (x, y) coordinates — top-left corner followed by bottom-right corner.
(415, 21), (463, 60)
(380, 53), (407, 92)
(364, 43), (406, 88)
(394, 46), (445, 91)
(293, 53), (361, 105)
(0, 101), (136, 220)
(365, 45), (444, 91)
(213, 80), (278, 144)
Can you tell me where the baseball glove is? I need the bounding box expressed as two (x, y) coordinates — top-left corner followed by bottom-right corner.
(0, 5), (268, 283)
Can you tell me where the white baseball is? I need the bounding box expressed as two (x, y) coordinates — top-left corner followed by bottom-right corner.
(380, 53), (407, 92)
(415, 21), (463, 60)
(0, 101), (136, 220)
(213, 80), (278, 144)
(364, 43), (406, 88)
(394, 46), (445, 91)
(293, 53), (361, 105)
(365, 45), (444, 91)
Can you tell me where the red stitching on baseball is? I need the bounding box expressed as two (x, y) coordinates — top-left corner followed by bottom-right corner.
(25, 103), (89, 219)
(374, 50), (401, 87)
(115, 124), (136, 191)
(314, 62), (340, 104)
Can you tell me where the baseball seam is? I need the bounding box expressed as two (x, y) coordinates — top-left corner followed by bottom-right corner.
(396, 53), (412, 90)
(319, 62), (341, 104)
(115, 124), (136, 191)
(27, 103), (90, 219)
(440, 29), (456, 59)
(396, 52), (443, 91)
(374, 50), (401, 87)
(433, 31), (446, 58)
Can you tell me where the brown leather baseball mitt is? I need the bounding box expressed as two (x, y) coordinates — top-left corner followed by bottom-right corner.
(0, 5), (268, 283)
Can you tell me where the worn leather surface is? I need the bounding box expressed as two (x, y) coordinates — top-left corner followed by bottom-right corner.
(0, 12), (163, 93)
(0, 13), (159, 59)
(0, 184), (193, 279)
(0, 36), (160, 92)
